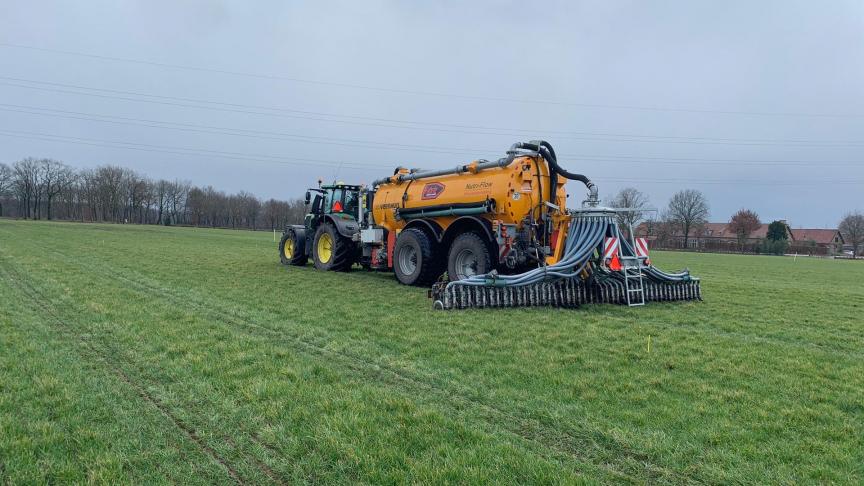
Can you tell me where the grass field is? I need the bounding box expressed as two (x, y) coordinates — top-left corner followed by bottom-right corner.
(1, 219), (862, 484)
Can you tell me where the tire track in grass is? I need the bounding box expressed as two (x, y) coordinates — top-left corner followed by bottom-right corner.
(1, 242), (609, 484)
(0, 261), (249, 485)
(37, 238), (696, 483)
(6, 254), (631, 484)
(1, 258), (288, 485)
(54, 235), (864, 482)
(24, 222), (862, 359)
(222, 436), (282, 485)
(24, 241), (694, 483)
(8, 223), (863, 357)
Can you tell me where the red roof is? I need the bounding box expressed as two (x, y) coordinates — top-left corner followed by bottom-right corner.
(790, 229), (843, 245)
(635, 220), (844, 247)
(697, 223), (770, 239)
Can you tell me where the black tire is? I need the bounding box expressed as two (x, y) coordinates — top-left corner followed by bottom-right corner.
(279, 230), (308, 266)
(393, 228), (443, 286)
(447, 232), (493, 281)
(313, 222), (354, 271)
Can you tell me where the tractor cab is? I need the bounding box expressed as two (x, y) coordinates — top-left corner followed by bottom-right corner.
(305, 183), (362, 218)
(303, 182), (365, 242)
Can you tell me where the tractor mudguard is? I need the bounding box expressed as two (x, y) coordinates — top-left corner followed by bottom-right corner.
(285, 225), (307, 256)
(324, 215), (360, 239)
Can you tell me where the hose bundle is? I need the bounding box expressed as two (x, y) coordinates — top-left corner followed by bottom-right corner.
(446, 215), (614, 289)
(431, 213), (701, 310)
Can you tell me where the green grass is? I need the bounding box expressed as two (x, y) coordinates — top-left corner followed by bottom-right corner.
(1, 219), (862, 484)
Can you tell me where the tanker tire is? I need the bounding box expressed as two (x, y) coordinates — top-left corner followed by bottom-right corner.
(279, 230), (308, 266)
(313, 223), (354, 272)
(447, 232), (493, 281)
(394, 228), (442, 286)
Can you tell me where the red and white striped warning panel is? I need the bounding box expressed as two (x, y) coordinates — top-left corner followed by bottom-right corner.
(603, 237), (619, 260)
(604, 237), (622, 271)
(635, 237), (650, 264)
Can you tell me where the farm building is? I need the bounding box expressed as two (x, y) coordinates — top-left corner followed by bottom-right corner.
(636, 220), (845, 255)
(789, 229), (845, 255)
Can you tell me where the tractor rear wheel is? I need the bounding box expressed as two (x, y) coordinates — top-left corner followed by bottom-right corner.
(447, 232), (492, 281)
(393, 228), (442, 286)
(279, 230), (308, 266)
(313, 222), (354, 271)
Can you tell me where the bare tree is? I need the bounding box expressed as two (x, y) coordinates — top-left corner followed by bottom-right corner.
(186, 187), (206, 226)
(126, 175), (150, 224)
(264, 198), (301, 230)
(96, 166), (127, 221)
(0, 163), (12, 216)
(263, 198), (282, 230)
(202, 186), (224, 227)
(728, 209), (761, 249)
(13, 158), (42, 219)
(0, 163), (11, 193)
(40, 159), (76, 220)
(610, 187), (649, 237)
(76, 169), (95, 220)
(286, 198), (307, 224)
(142, 179), (159, 224)
(166, 180), (190, 225)
(56, 172), (81, 221)
(839, 212), (864, 258)
(245, 193), (261, 229)
(227, 193), (242, 228)
(154, 179), (170, 224)
(666, 189), (709, 248)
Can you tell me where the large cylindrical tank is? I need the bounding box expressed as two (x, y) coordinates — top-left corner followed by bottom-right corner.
(371, 155), (566, 233)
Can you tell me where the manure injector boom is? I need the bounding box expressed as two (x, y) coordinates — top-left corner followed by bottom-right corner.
(278, 140), (700, 309)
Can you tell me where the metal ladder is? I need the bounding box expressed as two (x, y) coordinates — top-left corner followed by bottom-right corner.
(620, 221), (645, 307)
(622, 260), (645, 306)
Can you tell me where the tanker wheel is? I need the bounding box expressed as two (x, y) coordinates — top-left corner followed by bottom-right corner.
(313, 223), (354, 272)
(393, 228), (443, 286)
(447, 232), (492, 281)
(279, 230), (308, 266)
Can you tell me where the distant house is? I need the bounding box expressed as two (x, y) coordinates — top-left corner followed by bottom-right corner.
(635, 221), (787, 250)
(789, 229), (844, 255)
(694, 222), (777, 242)
(636, 220), (843, 255)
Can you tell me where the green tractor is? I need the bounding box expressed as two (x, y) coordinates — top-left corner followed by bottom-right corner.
(279, 182), (365, 271)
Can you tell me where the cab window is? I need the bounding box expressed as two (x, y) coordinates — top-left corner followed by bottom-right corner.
(343, 190), (358, 214)
(332, 189), (345, 211)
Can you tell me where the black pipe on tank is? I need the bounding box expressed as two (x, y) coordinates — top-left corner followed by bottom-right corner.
(509, 141), (598, 202)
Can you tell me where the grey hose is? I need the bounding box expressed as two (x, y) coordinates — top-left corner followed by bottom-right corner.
(447, 216), (610, 288)
(448, 215), (696, 289)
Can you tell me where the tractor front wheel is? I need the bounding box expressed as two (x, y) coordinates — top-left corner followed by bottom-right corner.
(279, 230), (308, 266)
(313, 223), (354, 271)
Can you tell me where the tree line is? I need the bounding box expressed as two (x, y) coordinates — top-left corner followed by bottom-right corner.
(0, 158), (306, 230)
(3, 158), (861, 256)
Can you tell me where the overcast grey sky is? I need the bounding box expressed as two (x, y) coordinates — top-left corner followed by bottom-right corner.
(1, 0), (862, 227)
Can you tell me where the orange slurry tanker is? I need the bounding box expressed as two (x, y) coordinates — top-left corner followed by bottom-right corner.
(279, 140), (700, 309)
